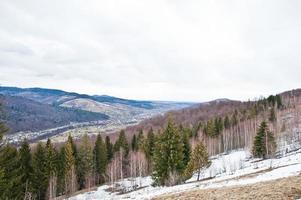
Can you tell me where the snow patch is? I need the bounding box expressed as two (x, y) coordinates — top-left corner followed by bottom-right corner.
(69, 148), (301, 200)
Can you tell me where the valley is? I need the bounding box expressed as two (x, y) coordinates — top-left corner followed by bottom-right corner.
(0, 86), (193, 144)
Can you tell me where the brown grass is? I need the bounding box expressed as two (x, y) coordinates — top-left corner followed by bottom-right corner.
(154, 175), (301, 200)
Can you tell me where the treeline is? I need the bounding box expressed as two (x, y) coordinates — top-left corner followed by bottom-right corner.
(0, 134), (110, 199)
(0, 117), (212, 199)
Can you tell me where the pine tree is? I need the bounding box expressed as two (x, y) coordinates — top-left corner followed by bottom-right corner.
(64, 138), (77, 195)
(32, 142), (48, 200)
(275, 95), (282, 109)
(67, 135), (81, 191)
(152, 120), (184, 186)
(57, 146), (66, 196)
(145, 128), (155, 159)
(181, 129), (191, 167)
(184, 142), (210, 181)
(137, 129), (145, 150)
(93, 134), (107, 185)
(131, 134), (138, 151)
(252, 121), (276, 158)
(105, 136), (113, 161)
(77, 134), (93, 189)
(114, 130), (129, 156)
(19, 139), (34, 197)
(0, 145), (22, 199)
(45, 139), (58, 199)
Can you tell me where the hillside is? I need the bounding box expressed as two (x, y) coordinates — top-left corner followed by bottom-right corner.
(64, 88), (301, 200)
(118, 89), (301, 152)
(0, 95), (109, 134)
(0, 86), (193, 143)
(69, 147), (301, 200)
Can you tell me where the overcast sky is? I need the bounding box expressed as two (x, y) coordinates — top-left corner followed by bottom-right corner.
(0, 0), (300, 102)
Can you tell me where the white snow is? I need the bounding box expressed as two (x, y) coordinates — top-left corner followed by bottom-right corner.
(69, 147), (301, 200)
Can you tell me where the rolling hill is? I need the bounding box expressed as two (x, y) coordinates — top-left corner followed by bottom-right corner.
(0, 86), (193, 142)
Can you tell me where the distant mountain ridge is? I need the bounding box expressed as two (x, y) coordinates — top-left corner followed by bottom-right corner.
(0, 95), (109, 133)
(0, 86), (193, 137)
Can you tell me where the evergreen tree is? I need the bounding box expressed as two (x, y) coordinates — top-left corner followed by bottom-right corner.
(137, 129), (145, 150)
(0, 145), (22, 199)
(105, 136), (113, 161)
(114, 130), (129, 156)
(252, 121), (276, 158)
(56, 146), (66, 196)
(45, 139), (58, 199)
(184, 142), (211, 181)
(145, 128), (155, 159)
(67, 135), (80, 191)
(131, 134), (138, 151)
(275, 95), (282, 109)
(64, 138), (77, 195)
(181, 129), (191, 167)
(19, 139), (34, 197)
(267, 95), (276, 107)
(77, 134), (93, 189)
(152, 120), (184, 186)
(32, 142), (48, 200)
(93, 134), (107, 185)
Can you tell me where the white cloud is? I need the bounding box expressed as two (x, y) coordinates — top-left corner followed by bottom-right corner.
(0, 0), (300, 102)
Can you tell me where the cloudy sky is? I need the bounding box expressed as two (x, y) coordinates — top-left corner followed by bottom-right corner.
(0, 0), (300, 102)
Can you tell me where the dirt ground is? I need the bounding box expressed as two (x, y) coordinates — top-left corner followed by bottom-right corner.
(154, 175), (301, 200)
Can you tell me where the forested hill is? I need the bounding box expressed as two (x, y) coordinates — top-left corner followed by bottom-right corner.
(118, 89), (301, 149)
(0, 86), (193, 135)
(0, 95), (109, 133)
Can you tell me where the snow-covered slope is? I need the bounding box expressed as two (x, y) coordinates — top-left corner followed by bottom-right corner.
(69, 145), (301, 200)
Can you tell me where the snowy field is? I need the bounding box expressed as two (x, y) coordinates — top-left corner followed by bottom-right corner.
(69, 146), (301, 200)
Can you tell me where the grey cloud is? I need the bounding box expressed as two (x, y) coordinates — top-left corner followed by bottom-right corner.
(0, 0), (300, 101)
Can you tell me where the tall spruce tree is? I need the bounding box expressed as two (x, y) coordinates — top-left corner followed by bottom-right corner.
(32, 142), (48, 200)
(184, 142), (210, 181)
(181, 128), (191, 167)
(45, 139), (58, 200)
(152, 120), (184, 186)
(0, 145), (22, 199)
(105, 136), (113, 161)
(93, 134), (107, 185)
(114, 130), (129, 156)
(137, 129), (145, 150)
(19, 139), (34, 197)
(131, 134), (138, 151)
(64, 137), (77, 195)
(78, 134), (93, 189)
(145, 128), (155, 159)
(252, 121), (276, 158)
(57, 146), (66, 196)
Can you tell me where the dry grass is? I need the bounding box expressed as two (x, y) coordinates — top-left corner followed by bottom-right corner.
(154, 175), (301, 200)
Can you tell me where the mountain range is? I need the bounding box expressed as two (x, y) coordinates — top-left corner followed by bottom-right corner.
(0, 86), (193, 139)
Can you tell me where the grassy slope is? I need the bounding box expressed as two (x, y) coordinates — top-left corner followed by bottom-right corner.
(154, 175), (301, 200)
